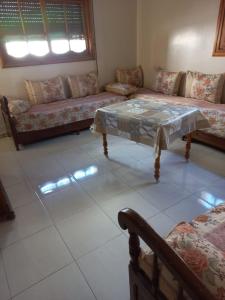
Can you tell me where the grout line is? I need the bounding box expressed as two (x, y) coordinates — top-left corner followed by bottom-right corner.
(10, 262), (73, 299)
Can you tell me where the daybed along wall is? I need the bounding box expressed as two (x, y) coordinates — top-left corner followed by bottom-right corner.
(0, 0), (137, 135)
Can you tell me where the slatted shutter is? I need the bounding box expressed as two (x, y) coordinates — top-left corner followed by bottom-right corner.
(0, 0), (94, 67)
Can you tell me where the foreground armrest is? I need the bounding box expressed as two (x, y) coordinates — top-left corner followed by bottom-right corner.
(118, 208), (215, 300)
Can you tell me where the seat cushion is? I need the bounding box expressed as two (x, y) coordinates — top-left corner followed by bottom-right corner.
(132, 89), (225, 139)
(139, 218), (225, 300)
(105, 82), (137, 96)
(14, 92), (126, 132)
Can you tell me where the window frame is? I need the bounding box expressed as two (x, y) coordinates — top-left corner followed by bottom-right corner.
(213, 0), (225, 56)
(0, 0), (96, 68)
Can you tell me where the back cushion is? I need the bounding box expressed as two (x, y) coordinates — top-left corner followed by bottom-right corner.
(116, 66), (143, 88)
(67, 71), (99, 98)
(154, 70), (182, 96)
(185, 71), (224, 103)
(25, 76), (66, 105)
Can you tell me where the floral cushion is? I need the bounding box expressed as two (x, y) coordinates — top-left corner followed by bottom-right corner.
(185, 71), (224, 104)
(25, 76), (66, 105)
(67, 71), (99, 98)
(14, 92), (126, 132)
(154, 70), (182, 96)
(105, 83), (137, 96)
(8, 99), (31, 115)
(139, 208), (225, 300)
(116, 66), (143, 88)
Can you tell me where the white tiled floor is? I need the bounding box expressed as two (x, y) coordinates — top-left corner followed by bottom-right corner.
(0, 131), (224, 300)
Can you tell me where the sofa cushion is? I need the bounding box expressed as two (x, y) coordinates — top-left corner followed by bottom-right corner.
(105, 82), (137, 96)
(116, 66), (143, 87)
(67, 71), (99, 98)
(8, 99), (31, 115)
(25, 76), (66, 105)
(185, 71), (224, 104)
(154, 70), (182, 96)
(14, 92), (126, 132)
(139, 220), (225, 300)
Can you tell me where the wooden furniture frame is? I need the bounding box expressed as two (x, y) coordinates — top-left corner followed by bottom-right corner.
(0, 180), (15, 221)
(102, 133), (192, 182)
(191, 130), (225, 151)
(118, 208), (215, 300)
(1, 96), (93, 150)
(213, 0), (225, 56)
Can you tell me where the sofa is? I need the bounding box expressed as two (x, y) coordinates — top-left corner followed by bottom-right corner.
(119, 205), (225, 300)
(1, 72), (126, 150)
(105, 68), (225, 151)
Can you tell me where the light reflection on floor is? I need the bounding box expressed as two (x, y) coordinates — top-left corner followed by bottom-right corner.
(39, 165), (99, 195)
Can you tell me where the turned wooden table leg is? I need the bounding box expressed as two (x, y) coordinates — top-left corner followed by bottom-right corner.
(185, 133), (192, 161)
(154, 148), (161, 182)
(102, 133), (108, 156)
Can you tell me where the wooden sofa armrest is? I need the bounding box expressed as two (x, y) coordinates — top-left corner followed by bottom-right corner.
(118, 208), (215, 300)
(1, 96), (20, 150)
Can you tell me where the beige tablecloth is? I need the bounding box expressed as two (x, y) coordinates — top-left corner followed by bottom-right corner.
(93, 99), (210, 153)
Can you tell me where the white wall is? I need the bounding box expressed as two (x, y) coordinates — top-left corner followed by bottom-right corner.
(0, 0), (137, 135)
(138, 0), (225, 87)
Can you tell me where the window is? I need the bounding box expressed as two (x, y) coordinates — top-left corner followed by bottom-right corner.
(213, 0), (225, 56)
(0, 0), (95, 68)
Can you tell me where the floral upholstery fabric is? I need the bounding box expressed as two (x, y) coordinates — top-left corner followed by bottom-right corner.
(14, 92), (126, 132)
(139, 211), (225, 300)
(67, 72), (99, 98)
(8, 99), (31, 115)
(116, 66), (143, 88)
(154, 71), (182, 96)
(132, 89), (225, 139)
(185, 71), (224, 104)
(25, 76), (66, 105)
(105, 82), (137, 96)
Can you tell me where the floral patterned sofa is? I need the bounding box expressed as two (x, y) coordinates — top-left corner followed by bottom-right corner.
(105, 68), (225, 151)
(119, 205), (225, 300)
(1, 72), (126, 150)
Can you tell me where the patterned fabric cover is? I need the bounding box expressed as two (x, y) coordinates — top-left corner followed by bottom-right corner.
(67, 72), (99, 98)
(25, 76), (66, 105)
(154, 70), (182, 96)
(132, 89), (225, 139)
(93, 99), (209, 153)
(116, 66), (143, 87)
(185, 71), (224, 104)
(14, 92), (126, 132)
(139, 206), (225, 300)
(105, 82), (137, 96)
(8, 99), (31, 115)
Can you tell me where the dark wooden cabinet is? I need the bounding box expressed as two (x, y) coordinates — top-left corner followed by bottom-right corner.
(0, 180), (15, 221)
(213, 0), (225, 56)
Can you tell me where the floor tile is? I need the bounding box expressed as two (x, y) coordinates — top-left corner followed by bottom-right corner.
(100, 189), (159, 224)
(0, 252), (10, 300)
(2, 226), (73, 297)
(193, 184), (225, 208)
(164, 194), (209, 223)
(13, 263), (95, 300)
(5, 180), (39, 209)
(79, 171), (129, 203)
(57, 206), (121, 259)
(0, 201), (52, 248)
(147, 213), (177, 237)
(78, 235), (129, 300)
(40, 183), (95, 224)
(136, 182), (191, 210)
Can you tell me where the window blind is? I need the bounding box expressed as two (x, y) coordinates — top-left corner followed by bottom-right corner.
(0, 0), (85, 41)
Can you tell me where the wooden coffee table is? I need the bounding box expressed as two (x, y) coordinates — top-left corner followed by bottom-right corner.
(93, 99), (210, 182)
